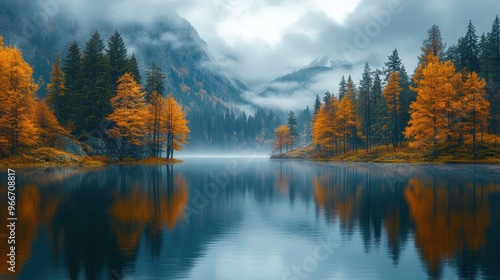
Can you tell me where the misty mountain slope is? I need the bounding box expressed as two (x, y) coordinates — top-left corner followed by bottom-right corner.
(0, 1), (247, 111)
(244, 57), (352, 110)
(118, 18), (248, 111)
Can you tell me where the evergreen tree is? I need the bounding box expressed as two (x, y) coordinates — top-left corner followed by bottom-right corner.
(358, 62), (373, 151)
(61, 41), (82, 128)
(107, 31), (129, 89)
(46, 53), (66, 121)
(398, 66), (415, 146)
(313, 94), (321, 115)
(339, 76), (347, 100)
(287, 111), (298, 150)
(78, 32), (113, 134)
(145, 60), (165, 101)
(385, 49), (402, 80)
(462, 21), (480, 73)
(383, 72), (402, 151)
(371, 71), (389, 147)
(485, 15), (500, 133)
(127, 53), (142, 85)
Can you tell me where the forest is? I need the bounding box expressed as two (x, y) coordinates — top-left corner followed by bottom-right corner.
(275, 18), (500, 161)
(1, 17), (500, 162)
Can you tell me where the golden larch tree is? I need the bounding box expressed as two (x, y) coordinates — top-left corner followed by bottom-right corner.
(274, 125), (291, 154)
(383, 71), (402, 151)
(0, 36), (40, 156)
(312, 97), (340, 153)
(164, 94), (190, 159)
(107, 73), (148, 160)
(460, 72), (490, 159)
(405, 55), (460, 158)
(338, 93), (360, 153)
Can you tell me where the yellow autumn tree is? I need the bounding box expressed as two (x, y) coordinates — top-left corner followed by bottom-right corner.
(107, 73), (148, 160)
(0, 36), (40, 156)
(382, 71), (402, 151)
(460, 72), (490, 159)
(164, 94), (190, 159)
(312, 96), (340, 153)
(405, 54), (460, 158)
(36, 101), (65, 146)
(338, 93), (360, 153)
(274, 125), (291, 154)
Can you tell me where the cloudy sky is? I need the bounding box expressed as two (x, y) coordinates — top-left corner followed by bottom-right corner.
(61, 0), (500, 108)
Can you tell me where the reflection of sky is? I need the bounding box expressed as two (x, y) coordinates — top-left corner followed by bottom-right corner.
(6, 160), (500, 280)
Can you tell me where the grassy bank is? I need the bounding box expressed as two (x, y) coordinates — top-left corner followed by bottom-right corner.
(0, 148), (181, 167)
(272, 143), (500, 164)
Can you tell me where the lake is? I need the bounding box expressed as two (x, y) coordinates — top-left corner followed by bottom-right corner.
(1, 158), (499, 280)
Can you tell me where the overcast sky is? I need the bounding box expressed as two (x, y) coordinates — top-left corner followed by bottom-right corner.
(63, 0), (500, 106)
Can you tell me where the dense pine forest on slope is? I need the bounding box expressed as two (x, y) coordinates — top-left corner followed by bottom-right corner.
(274, 20), (500, 162)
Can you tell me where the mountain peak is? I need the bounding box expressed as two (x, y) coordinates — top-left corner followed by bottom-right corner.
(304, 56), (351, 70)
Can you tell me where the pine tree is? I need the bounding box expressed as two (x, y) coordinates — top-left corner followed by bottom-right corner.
(383, 72), (402, 151)
(385, 49), (402, 80)
(107, 31), (129, 89)
(371, 71), (390, 147)
(145, 60), (165, 101)
(485, 15), (500, 133)
(398, 66), (415, 146)
(313, 94), (321, 115)
(127, 53), (142, 85)
(287, 111), (298, 150)
(107, 73), (148, 160)
(61, 41), (82, 129)
(462, 21), (480, 73)
(338, 76), (347, 100)
(358, 62), (373, 151)
(46, 53), (66, 121)
(79, 31), (113, 134)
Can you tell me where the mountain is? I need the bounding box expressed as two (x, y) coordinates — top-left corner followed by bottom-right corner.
(245, 57), (352, 110)
(0, 1), (247, 111)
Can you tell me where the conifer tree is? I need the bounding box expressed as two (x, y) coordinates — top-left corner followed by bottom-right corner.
(61, 41), (82, 128)
(358, 62), (373, 151)
(127, 53), (142, 85)
(46, 53), (66, 121)
(287, 111), (298, 150)
(164, 94), (190, 159)
(79, 31), (113, 134)
(145, 60), (165, 101)
(107, 31), (129, 89)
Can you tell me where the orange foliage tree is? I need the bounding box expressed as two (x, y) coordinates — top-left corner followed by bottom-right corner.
(405, 55), (461, 158)
(312, 96), (340, 153)
(460, 72), (490, 158)
(383, 71), (402, 151)
(274, 125), (291, 154)
(107, 73), (149, 159)
(338, 91), (361, 153)
(164, 94), (190, 159)
(0, 37), (40, 156)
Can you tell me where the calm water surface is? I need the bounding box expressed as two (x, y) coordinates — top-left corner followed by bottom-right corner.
(0, 159), (499, 280)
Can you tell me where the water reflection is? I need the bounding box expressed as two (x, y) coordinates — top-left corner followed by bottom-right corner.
(0, 161), (498, 280)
